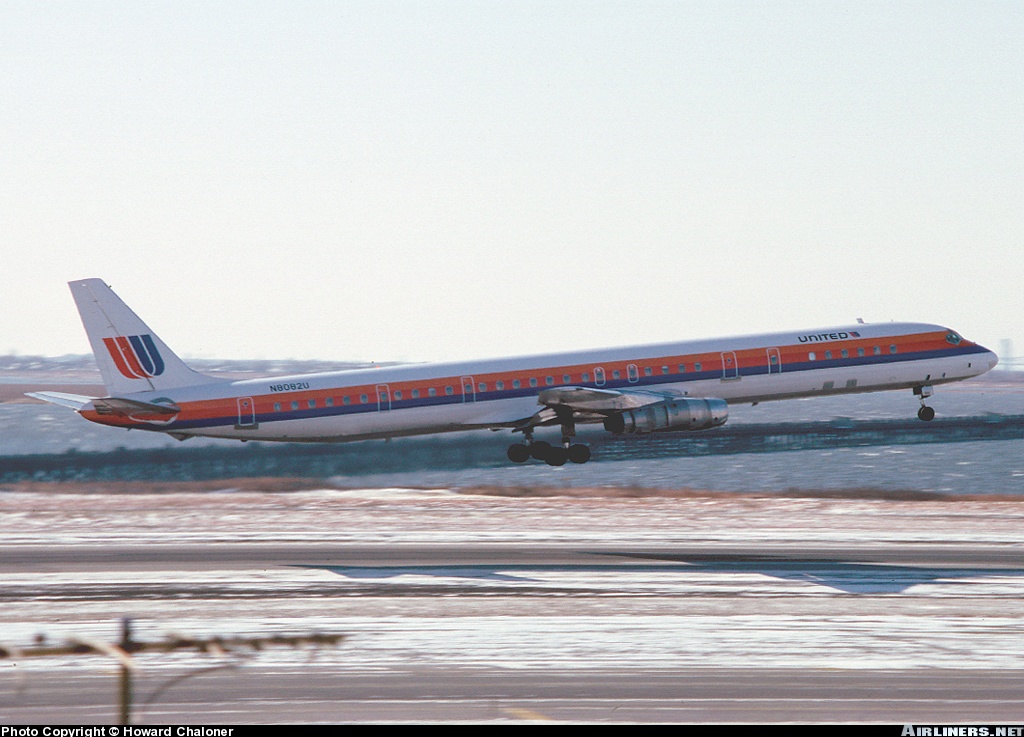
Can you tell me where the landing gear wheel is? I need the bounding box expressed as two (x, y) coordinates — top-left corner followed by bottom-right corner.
(507, 444), (530, 463)
(544, 446), (568, 466)
(918, 406), (935, 422)
(529, 441), (552, 460)
(567, 444), (591, 464)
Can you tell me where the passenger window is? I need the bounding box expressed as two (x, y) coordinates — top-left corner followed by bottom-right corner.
(359, 394), (368, 403)
(857, 347), (865, 357)
(808, 352), (816, 361)
(841, 349), (849, 358)
(890, 345), (897, 354)
(478, 383), (486, 392)
(678, 364), (686, 373)
(343, 396), (351, 405)
(308, 399), (316, 408)
(394, 391), (402, 400)
(581, 373), (590, 383)
(411, 389), (419, 398)
(291, 401), (299, 410)
(428, 387), (437, 397)
(326, 397), (334, 407)
(662, 366), (669, 375)
(644, 367), (653, 377)
(445, 386), (454, 395)
(612, 370), (621, 380)
(694, 363), (702, 372)
(529, 378), (538, 388)
(496, 381), (504, 390)
(825, 351), (832, 360)
(563, 374), (571, 384)
(546, 376), (554, 386)
(274, 402), (281, 412)
(873, 346), (881, 355)
(512, 379), (521, 389)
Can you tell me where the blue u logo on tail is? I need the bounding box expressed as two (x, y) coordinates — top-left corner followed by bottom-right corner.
(103, 334), (165, 379)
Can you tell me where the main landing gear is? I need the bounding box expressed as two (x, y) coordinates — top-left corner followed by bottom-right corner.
(914, 385), (935, 422)
(506, 441), (591, 466)
(507, 424), (592, 466)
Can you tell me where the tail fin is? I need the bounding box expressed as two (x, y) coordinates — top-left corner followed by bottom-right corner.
(70, 278), (221, 395)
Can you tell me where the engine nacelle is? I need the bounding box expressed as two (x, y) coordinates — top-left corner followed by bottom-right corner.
(603, 397), (729, 435)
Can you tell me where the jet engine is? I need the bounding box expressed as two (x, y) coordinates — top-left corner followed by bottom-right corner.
(603, 397), (729, 435)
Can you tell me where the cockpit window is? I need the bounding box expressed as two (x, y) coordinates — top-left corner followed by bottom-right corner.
(946, 332), (962, 345)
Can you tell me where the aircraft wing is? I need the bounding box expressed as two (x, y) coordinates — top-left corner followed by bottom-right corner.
(486, 385), (687, 432)
(469, 386), (672, 430)
(537, 386), (678, 414)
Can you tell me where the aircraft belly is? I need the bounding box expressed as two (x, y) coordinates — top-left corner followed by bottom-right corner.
(177, 397), (537, 443)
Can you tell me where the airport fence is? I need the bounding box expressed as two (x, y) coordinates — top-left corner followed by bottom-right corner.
(2, 414), (1024, 483)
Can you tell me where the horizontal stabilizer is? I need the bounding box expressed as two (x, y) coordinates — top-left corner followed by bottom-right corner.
(27, 392), (180, 417)
(91, 397), (181, 417)
(25, 391), (98, 410)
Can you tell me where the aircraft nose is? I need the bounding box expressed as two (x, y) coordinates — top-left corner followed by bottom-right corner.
(975, 345), (1000, 372)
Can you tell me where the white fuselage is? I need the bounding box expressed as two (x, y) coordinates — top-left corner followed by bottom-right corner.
(84, 321), (998, 443)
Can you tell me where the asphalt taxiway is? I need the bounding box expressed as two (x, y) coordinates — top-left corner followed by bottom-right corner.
(2, 487), (1024, 723)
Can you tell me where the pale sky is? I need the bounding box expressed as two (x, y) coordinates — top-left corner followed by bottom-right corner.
(2, 1), (1022, 363)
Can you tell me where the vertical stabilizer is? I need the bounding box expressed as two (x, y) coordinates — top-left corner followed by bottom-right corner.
(70, 278), (220, 395)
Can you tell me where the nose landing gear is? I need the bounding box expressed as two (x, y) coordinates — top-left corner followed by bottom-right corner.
(914, 385), (935, 421)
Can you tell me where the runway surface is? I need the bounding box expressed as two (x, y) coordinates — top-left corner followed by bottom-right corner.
(2, 486), (1024, 723)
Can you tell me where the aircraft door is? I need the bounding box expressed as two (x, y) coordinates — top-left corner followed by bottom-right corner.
(767, 347), (782, 374)
(721, 352), (739, 380)
(236, 397), (257, 428)
(376, 384), (391, 412)
(461, 376), (476, 403)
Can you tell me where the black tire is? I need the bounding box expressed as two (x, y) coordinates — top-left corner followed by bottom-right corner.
(507, 444), (531, 463)
(567, 444), (591, 464)
(545, 447), (568, 466)
(530, 441), (552, 460)
(918, 406), (936, 422)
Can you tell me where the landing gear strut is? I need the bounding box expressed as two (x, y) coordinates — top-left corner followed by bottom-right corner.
(914, 385), (935, 421)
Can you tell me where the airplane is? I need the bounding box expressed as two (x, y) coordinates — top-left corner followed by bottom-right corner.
(29, 278), (999, 466)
